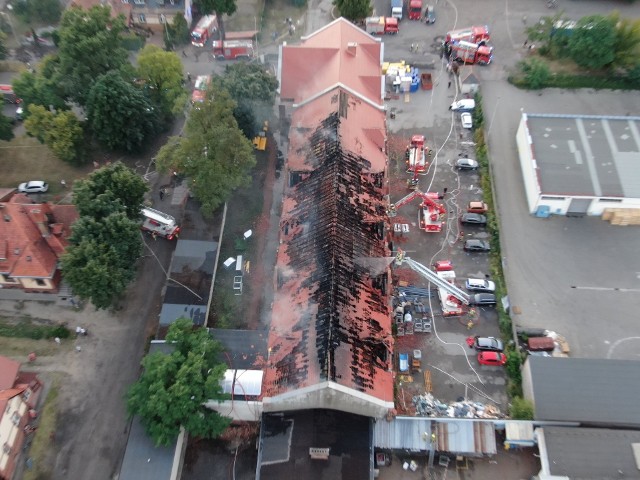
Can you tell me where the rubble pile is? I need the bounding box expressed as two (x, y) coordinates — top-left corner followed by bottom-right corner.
(412, 393), (503, 419)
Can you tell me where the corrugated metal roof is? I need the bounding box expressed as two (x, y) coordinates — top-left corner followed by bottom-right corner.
(527, 357), (640, 427)
(374, 417), (434, 451)
(435, 420), (496, 455)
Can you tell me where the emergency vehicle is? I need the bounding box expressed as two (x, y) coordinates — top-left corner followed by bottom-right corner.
(141, 207), (180, 240)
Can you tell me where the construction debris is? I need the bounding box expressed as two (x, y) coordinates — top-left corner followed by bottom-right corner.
(412, 393), (503, 419)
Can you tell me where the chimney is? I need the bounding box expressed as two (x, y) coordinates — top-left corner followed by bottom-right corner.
(346, 42), (357, 56)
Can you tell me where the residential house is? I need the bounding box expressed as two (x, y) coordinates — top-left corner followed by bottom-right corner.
(67, 0), (133, 26)
(0, 196), (78, 293)
(0, 356), (43, 480)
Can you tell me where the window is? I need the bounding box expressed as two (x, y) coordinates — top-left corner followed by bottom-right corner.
(23, 389), (32, 402)
(540, 196), (566, 201)
(159, 14), (166, 23)
(2, 443), (10, 455)
(0, 274), (19, 284)
(11, 411), (20, 426)
(599, 198), (622, 203)
(138, 13), (146, 22)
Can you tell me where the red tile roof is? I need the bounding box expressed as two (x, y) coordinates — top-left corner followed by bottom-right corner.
(279, 18), (383, 106)
(0, 356), (20, 391)
(0, 200), (78, 279)
(288, 87), (387, 173)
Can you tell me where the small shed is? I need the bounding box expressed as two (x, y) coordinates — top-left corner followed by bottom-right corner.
(460, 71), (479, 95)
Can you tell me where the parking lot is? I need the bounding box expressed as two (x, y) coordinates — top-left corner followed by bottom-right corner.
(364, 0), (640, 414)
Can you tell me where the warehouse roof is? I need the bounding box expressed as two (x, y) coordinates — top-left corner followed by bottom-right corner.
(538, 426), (640, 479)
(526, 357), (640, 427)
(524, 114), (640, 198)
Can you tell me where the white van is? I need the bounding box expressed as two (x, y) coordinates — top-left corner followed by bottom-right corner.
(449, 99), (475, 111)
(465, 278), (495, 293)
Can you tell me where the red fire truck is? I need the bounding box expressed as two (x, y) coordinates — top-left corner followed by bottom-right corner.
(408, 0), (423, 20)
(191, 15), (218, 47)
(212, 40), (254, 60)
(405, 135), (430, 175)
(141, 207), (180, 240)
(449, 40), (493, 65)
(445, 25), (490, 46)
(191, 75), (211, 104)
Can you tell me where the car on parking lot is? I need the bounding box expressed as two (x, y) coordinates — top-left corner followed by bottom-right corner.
(399, 353), (409, 372)
(449, 99), (475, 111)
(465, 278), (495, 292)
(471, 293), (497, 306)
(472, 336), (504, 352)
(18, 181), (49, 193)
(461, 112), (473, 129)
(425, 5), (435, 23)
(463, 239), (490, 252)
(455, 158), (478, 170)
(467, 201), (488, 214)
(478, 351), (507, 366)
(461, 213), (487, 225)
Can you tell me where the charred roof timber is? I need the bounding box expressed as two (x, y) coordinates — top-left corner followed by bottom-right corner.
(276, 112), (390, 392)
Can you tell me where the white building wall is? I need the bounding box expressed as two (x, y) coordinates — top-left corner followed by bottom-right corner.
(516, 116), (541, 214)
(588, 197), (640, 216)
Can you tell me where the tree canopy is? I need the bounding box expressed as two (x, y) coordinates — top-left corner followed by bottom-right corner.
(57, 6), (129, 104)
(87, 71), (158, 153)
(24, 105), (85, 165)
(136, 45), (185, 119)
(0, 115), (14, 141)
(194, 0), (237, 39)
(72, 162), (148, 220)
(568, 15), (617, 69)
(333, 0), (371, 22)
(155, 85), (255, 216)
(11, 56), (68, 114)
(11, 0), (62, 23)
(127, 318), (230, 446)
(164, 13), (190, 50)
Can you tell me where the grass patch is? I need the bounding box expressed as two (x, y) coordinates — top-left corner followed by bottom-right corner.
(0, 336), (70, 357)
(23, 377), (61, 480)
(0, 317), (71, 340)
(0, 136), (93, 196)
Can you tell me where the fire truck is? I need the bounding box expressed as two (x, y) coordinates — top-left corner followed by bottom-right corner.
(191, 15), (218, 47)
(388, 189), (446, 233)
(365, 16), (399, 35)
(408, 0), (423, 20)
(211, 40), (254, 60)
(405, 135), (430, 176)
(445, 25), (490, 46)
(191, 75), (211, 104)
(141, 207), (180, 240)
(448, 40), (493, 65)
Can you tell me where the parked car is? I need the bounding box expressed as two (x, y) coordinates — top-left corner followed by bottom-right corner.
(455, 158), (478, 170)
(425, 5), (435, 23)
(18, 181), (49, 193)
(461, 112), (473, 129)
(478, 351), (507, 366)
(471, 293), (497, 306)
(461, 213), (487, 225)
(472, 336), (504, 352)
(465, 278), (496, 292)
(467, 201), (488, 214)
(463, 239), (490, 252)
(449, 99), (475, 111)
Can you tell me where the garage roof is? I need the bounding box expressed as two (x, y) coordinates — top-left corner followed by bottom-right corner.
(525, 114), (640, 198)
(526, 357), (640, 427)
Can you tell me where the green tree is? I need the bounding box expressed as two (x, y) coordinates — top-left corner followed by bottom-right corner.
(24, 105), (52, 143)
(519, 57), (551, 89)
(127, 318), (230, 446)
(568, 15), (617, 69)
(215, 63), (278, 137)
(87, 71), (158, 153)
(11, 0), (61, 23)
(0, 32), (7, 60)
(610, 13), (640, 69)
(165, 13), (190, 48)
(156, 85), (255, 216)
(194, 0), (237, 41)
(333, 0), (371, 22)
(72, 162), (148, 220)
(57, 6), (129, 104)
(525, 12), (567, 55)
(12, 57), (68, 114)
(509, 396), (534, 420)
(0, 115), (14, 141)
(62, 212), (143, 309)
(24, 106), (84, 164)
(136, 45), (185, 119)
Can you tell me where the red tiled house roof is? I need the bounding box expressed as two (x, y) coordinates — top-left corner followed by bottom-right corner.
(0, 199), (78, 286)
(279, 18), (384, 106)
(264, 19), (393, 418)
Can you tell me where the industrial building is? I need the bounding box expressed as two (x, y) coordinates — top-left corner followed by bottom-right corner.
(516, 113), (640, 217)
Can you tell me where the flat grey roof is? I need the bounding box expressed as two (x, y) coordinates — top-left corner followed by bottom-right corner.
(528, 357), (640, 426)
(541, 426), (640, 479)
(159, 303), (206, 326)
(526, 114), (640, 198)
(210, 329), (268, 370)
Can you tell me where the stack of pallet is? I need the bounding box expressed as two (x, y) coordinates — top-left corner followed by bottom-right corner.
(602, 208), (640, 226)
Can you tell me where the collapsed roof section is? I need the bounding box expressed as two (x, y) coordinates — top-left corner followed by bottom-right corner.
(263, 112), (393, 418)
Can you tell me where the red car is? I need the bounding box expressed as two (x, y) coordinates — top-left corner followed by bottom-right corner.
(478, 351), (506, 366)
